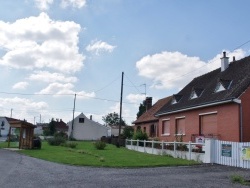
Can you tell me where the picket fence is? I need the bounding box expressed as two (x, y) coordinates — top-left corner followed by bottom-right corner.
(126, 139), (250, 169)
(213, 140), (250, 169)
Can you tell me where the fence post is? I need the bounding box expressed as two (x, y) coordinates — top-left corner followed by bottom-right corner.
(189, 141), (191, 160)
(152, 140), (154, 154)
(144, 140), (146, 153)
(174, 141), (176, 158)
(204, 138), (215, 163)
(161, 140), (164, 155)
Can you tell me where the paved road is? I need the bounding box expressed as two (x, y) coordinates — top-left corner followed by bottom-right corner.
(0, 149), (250, 188)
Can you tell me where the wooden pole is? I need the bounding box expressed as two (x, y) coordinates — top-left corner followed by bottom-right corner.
(118, 72), (124, 147)
(70, 94), (76, 140)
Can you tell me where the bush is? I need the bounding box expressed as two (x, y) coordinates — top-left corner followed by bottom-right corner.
(54, 131), (68, 139)
(47, 137), (66, 146)
(62, 142), (78, 148)
(133, 130), (148, 141)
(93, 141), (106, 150)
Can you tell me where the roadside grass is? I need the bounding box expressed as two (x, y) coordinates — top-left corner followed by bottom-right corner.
(0, 141), (199, 168)
(231, 174), (250, 186)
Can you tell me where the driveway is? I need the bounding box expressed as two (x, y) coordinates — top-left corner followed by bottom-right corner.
(0, 149), (249, 188)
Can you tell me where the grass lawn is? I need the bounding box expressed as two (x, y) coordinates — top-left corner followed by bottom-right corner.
(0, 141), (199, 168)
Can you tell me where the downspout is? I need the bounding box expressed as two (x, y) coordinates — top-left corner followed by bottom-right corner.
(233, 99), (243, 142)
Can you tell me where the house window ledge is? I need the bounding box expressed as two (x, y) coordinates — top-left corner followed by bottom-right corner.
(161, 133), (170, 136)
(174, 134), (186, 136)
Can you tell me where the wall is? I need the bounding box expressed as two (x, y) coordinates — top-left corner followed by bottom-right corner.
(134, 121), (158, 138)
(68, 114), (110, 140)
(0, 117), (15, 136)
(240, 86), (250, 141)
(158, 103), (240, 142)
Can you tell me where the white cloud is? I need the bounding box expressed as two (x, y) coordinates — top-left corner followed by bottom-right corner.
(136, 49), (246, 90)
(0, 12), (85, 73)
(36, 82), (95, 99)
(34, 0), (54, 10)
(12, 82), (29, 90)
(126, 93), (145, 103)
(61, 0), (87, 9)
(28, 71), (78, 83)
(86, 40), (116, 55)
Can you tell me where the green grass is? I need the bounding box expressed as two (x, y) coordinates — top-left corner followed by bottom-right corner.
(0, 141), (199, 168)
(231, 175), (250, 186)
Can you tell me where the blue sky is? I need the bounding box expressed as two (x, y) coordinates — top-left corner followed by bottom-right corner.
(0, 0), (250, 125)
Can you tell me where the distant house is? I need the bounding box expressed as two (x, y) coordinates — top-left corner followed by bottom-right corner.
(133, 97), (172, 138)
(67, 113), (110, 140)
(0, 117), (20, 136)
(41, 119), (68, 135)
(156, 52), (250, 142)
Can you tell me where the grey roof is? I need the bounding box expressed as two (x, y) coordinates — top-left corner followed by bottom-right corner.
(156, 55), (250, 116)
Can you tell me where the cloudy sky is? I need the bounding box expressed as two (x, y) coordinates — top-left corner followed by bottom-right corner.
(0, 0), (250, 125)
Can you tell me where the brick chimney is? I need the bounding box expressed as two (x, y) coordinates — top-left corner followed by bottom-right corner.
(221, 51), (229, 72)
(145, 97), (152, 111)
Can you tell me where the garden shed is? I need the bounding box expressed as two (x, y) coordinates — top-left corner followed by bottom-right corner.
(8, 120), (36, 149)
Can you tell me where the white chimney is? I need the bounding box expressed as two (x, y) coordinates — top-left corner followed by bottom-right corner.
(221, 51), (229, 72)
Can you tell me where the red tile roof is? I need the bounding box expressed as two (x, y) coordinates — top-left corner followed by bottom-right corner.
(133, 96), (172, 124)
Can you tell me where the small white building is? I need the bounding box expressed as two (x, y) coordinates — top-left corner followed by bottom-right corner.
(67, 113), (110, 140)
(0, 117), (17, 136)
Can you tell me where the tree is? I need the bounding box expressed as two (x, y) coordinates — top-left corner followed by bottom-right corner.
(136, 101), (146, 119)
(102, 112), (126, 126)
(122, 126), (134, 139)
(48, 118), (56, 135)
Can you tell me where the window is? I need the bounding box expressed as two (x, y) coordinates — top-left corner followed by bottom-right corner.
(171, 94), (183, 104)
(162, 120), (170, 135)
(143, 127), (146, 132)
(79, 118), (85, 123)
(214, 79), (232, 93)
(176, 118), (185, 135)
(190, 88), (203, 99)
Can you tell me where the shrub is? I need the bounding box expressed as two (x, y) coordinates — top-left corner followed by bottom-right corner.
(94, 141), (106, 150)
(54, 131), (68, 139)
(47, 137), (66, 146)
(62, 142), (78, 148)
(133, 130), (148, 141)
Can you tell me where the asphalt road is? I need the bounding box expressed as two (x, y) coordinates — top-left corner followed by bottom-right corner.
(0, 149), (250, 188)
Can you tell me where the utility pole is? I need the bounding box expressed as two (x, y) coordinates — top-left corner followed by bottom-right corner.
(10, 108), (13, 118)
(118, 72), (124, 147)
(70, 94), (76, 140)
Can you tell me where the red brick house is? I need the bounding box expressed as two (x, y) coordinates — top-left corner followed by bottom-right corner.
(133, 96), (172, 138)
(155, 52), (250, 142)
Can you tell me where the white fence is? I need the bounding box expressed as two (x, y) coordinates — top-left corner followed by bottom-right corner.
(213, 140), (250, 169)
(125, 139), (205, 162)
(126, 139), (250, 169)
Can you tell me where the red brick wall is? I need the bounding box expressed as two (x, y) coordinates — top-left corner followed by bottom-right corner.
(240, 86), (250, 142)
(158, 103), (240, 142)
(134, 121), (158, 138)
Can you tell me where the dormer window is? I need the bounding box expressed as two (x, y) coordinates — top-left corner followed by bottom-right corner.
(214, 79), (232, 93)
(171, 94), (182, 104)
(190, 88), (203, 100)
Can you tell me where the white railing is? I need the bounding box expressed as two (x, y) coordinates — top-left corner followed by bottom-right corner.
(126, 139), (250, 169)
(125, 139), (205, 162)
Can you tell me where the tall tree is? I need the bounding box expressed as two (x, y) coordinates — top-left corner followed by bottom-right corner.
(136, 101), (146, 119)
(48, 118), (56, 135)
(102, 112), (126, 126)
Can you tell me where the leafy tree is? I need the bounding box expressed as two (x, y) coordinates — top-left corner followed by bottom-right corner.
(122, 126), (134, 139)
(136, 101), (146, 119)
(47, 118), (56, 136)
(133, 129), (148, 141)
(102, 112), (126, 126)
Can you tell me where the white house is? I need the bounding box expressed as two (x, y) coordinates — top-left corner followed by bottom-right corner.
(67, 113), (110, 140)
(0, 117), (17, 136)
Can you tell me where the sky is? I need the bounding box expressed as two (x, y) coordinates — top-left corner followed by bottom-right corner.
(0, 0), (250, 125)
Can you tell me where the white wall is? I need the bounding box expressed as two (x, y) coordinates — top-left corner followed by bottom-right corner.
(68, 113), (110, 140)
(0, 117), (15, 136)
